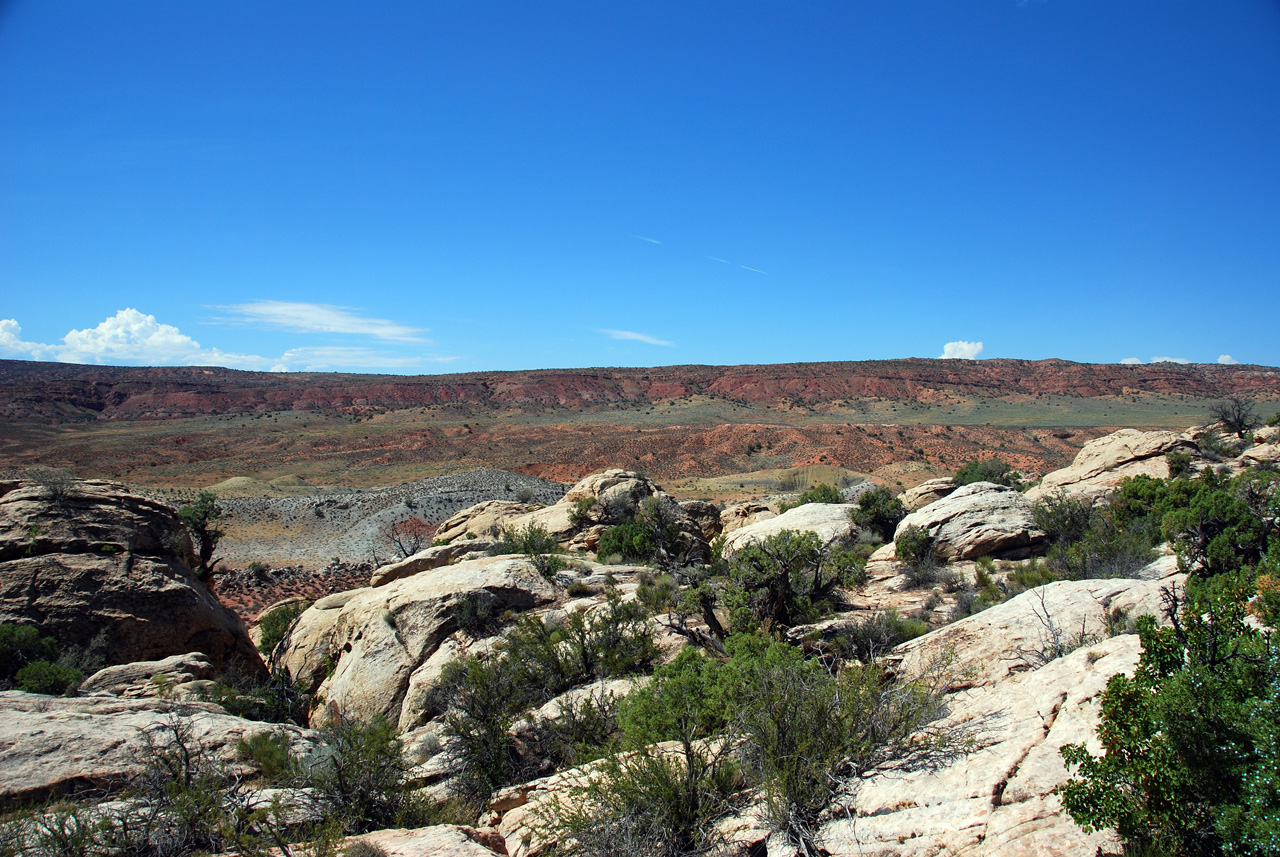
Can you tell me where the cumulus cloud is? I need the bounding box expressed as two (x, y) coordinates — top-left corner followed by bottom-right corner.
(0, 310), (452, 373)
(1218, 354), (1239, 365)
(216, 301), (429, 343)
(940, 340), (983, 360)
(600, 329), (674, 347)
(0, 310), (267, 368)
(1120, 357), (1144, 365)
(1152, 356), (1190, 364)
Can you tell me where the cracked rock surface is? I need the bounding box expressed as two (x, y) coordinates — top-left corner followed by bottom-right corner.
(815, 572), (1186, 857)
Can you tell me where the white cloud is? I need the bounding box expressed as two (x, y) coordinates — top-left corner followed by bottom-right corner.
(0, 319), (49, 360)
(600, 329), (674, 347)
(940, 340), (983, 360)
(0, 310), (454, 373)
(1120, 357), (1144, 365)
(2, 309), (267, 368)
(706, 256), (730, 264)
(1152, 356), (1190, 364)
(272, 346), (457, 372)
(630, 234), (662, 244)
(216, 301), (429, 343)
(740, 266), (768, 274)
(1218, 354), (1239, 365)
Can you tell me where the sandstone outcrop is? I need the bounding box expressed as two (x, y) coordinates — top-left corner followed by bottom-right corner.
(894, 482), (1047, 560)
(432, 470), (705, 558)
(1026, 428), (1200, 502)
(818, 635), (1134, 856)
(79, 652), (217, 699)
(276, 556), (557, 731)
(719, 500), (776, 534)
(0, 480), (262, 673)
(0, 691), (315, 803)
(899, 477), (957, 510)
(678, 499), (723, 542)
(721, 503), (854, 556)
(370, 539), (498, 587)
(353, 825), (506, 856)
(434, 501), (543, 543)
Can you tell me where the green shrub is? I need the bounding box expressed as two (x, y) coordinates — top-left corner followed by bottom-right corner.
(1059, 570), (1280, 855)
(14, 660), (81, 695)
(568, 496), (598, 528)
(779, 482), (842, 513)
(1032, 492), (1095, 547)
(597, 519), (654, 563)
(848, 486), (905, 543)
(256, 600), (309, 655)
(435, 593), (657, 798)
(236, 730), (296, 783)
(726, 530), (842, 633)
(0, 623), (60, 686)
(1045, 511), (1154, 580)
(596, 498), (695, 570)
(178, 490), (225, 579)
(1166, 449), (1195, 479)
(299, 716), (434, 834)
(200, 666), (312, 725)
(454, 590), (501, 637)
(954, 457), (1021, 488)
(342, 841), (391, 857)
(491, 522), (565, 578)
(492, 522), (559, 557)
(831, 609), (930, 662)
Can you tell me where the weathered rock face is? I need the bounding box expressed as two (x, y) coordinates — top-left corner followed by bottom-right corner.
(79, 653), (217, 699)
(353, 825), (506, 856)
(370, 540), (498, 588)
(819, 636), (1135, 856)
(1026, 428), (1200, 503)
(817, 573), (1178, 855)
(433, 501), (543, 543)
(894, 482), (1047, 560)
(678, 499), (723, 542)
(719, 500), (776, 534)
(1241, 441), (1280, 468)
(433, 470), (705, 558)
(814, 574), (1185, 856)
(0, 691), (315, 803)
(721, 503), (854, 556)
(900, 477), (957, 511)
(0, 481), (262, 673)
(277, 556), (557, 731)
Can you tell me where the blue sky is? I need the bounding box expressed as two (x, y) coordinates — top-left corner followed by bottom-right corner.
(2, 1), (1278, 374)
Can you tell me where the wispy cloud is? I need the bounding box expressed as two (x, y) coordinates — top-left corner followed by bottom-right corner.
(630, 234), (662, 244)
(739, 265), (768, 274)
(706, 256), (731, 264)
(599, 329), (674, 347)
(0, 311), (452, 373)
(270, 346), (457, 372)
(1218, 354), (1239, 365)
(940, 340), (983, 360)
(215, 301), (429, 343)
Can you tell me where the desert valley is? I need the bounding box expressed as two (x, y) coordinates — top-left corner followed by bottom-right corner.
(2, 358), (1280, 856)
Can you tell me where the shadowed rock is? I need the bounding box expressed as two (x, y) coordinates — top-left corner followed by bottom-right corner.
(0, 480), (263, 674)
